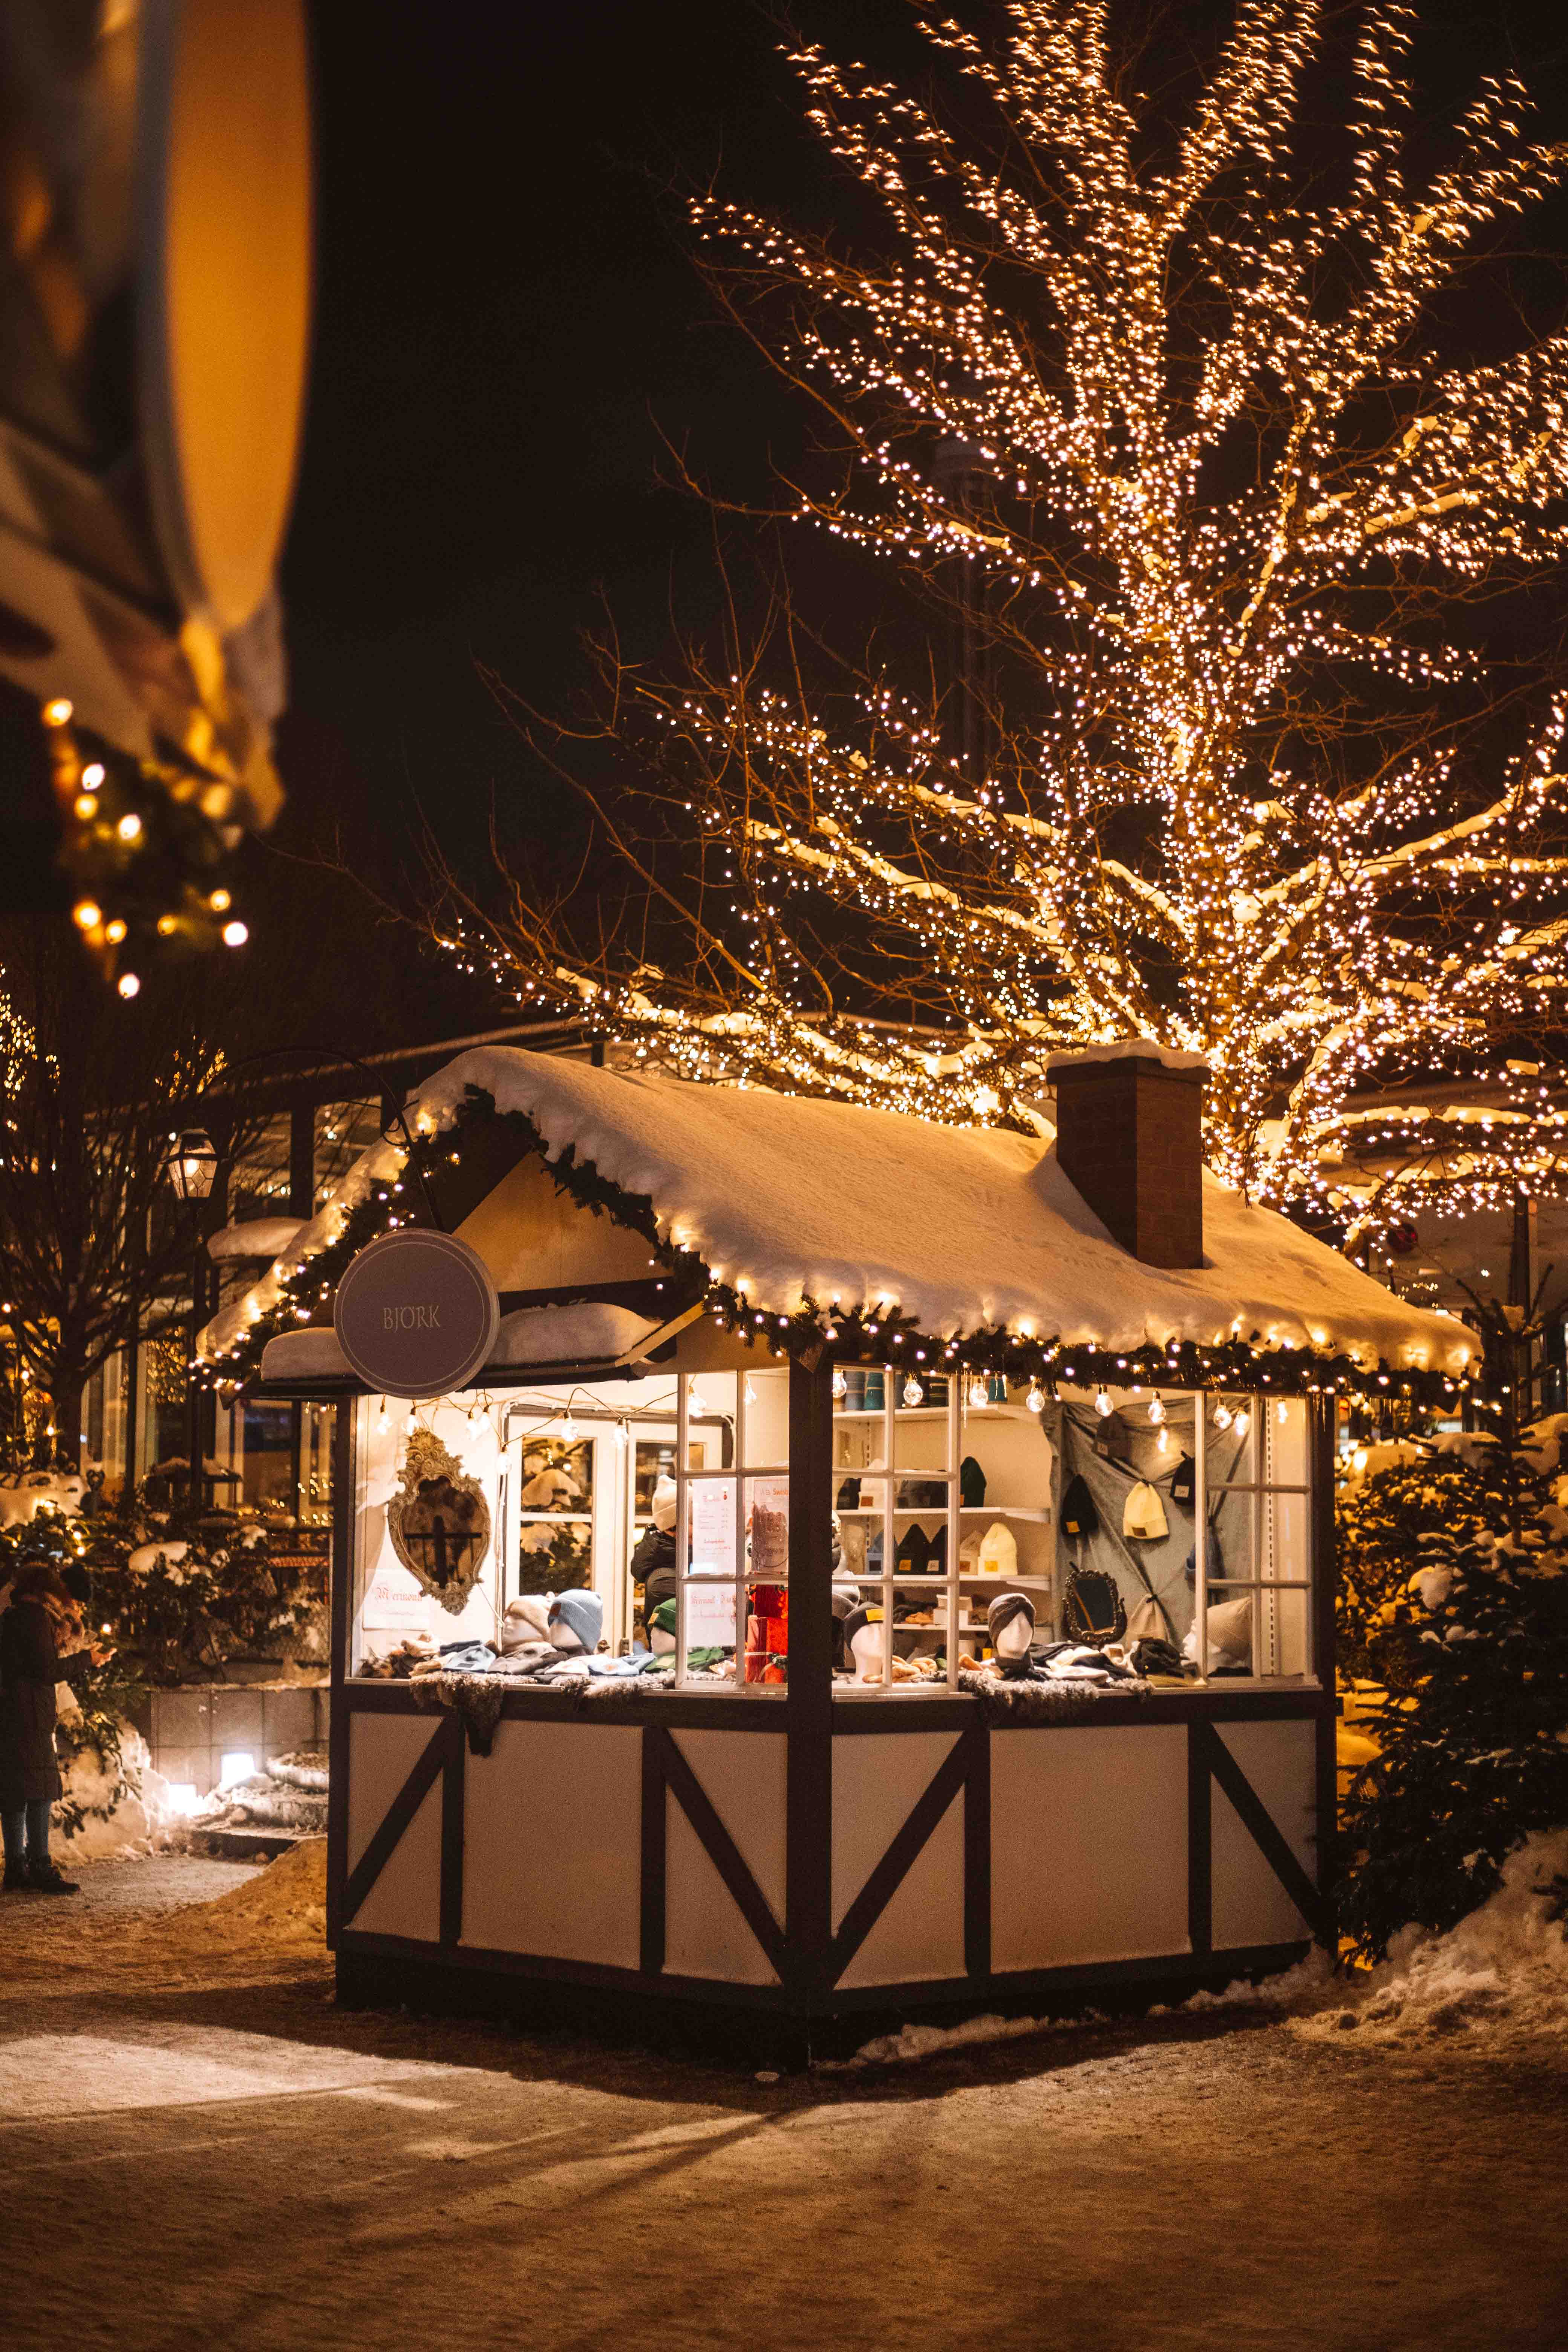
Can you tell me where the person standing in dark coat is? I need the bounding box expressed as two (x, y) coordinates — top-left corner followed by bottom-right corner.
(0, 1563), (103, 1893)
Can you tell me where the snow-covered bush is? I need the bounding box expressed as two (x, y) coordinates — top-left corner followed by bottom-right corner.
(1338, 1429), (1568, 1961)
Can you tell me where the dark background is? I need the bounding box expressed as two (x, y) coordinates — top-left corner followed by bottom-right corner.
(6, 0), (1568, 1054)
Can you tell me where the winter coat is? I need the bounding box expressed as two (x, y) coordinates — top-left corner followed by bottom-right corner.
(0, 1597), (91, 1807)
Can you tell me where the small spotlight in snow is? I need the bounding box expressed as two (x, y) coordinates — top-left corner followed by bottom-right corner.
(219, 1751), (256, 1788)
(165, 1784), (201, 1817)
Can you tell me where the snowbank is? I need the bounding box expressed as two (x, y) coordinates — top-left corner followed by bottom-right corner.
(56, 1723), (175, 1862)
(1295, 1830), (1568, 2047)
(161, 1836), (327, 1948)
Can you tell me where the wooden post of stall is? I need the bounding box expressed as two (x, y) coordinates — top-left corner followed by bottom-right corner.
(785, 1355), (835, 2029)
(1308, 1390), (1338, 1949)
(325, 1397), (356, 1951)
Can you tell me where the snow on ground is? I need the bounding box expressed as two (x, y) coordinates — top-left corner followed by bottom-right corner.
(4, 1850), (1568, 2352)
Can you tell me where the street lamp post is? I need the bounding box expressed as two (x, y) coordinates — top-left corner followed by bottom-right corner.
(164, 1127), (220, 1507)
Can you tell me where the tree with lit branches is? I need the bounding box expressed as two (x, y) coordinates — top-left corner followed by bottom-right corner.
(434, 0), (1568, 1235)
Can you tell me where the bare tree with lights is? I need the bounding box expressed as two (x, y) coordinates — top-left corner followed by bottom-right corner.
(437, 0), (1568, 1237)
(0, 925), (248, 1474)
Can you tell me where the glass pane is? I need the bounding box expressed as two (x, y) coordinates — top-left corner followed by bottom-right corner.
(683, 1370), (738, 1450)
(1256, 1581), (1311, 1677)
(1261, 1396), (1309, 1487)
(1263, 1486), (1310, 1582)
(741, 1366), (790, 1467)
(890, 1368), (951, 1453)
(744, 1473), (789, 1686)
(1205, 1583), (1311, 1677)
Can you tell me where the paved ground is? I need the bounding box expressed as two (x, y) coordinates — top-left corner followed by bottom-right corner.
(3, 1856), (1567, 2352)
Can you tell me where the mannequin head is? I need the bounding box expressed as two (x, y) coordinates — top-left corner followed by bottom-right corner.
(988, 1591), (1035, 1664)
(843, 1603), (886, 1683)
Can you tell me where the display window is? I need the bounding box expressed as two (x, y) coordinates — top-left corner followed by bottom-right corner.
(672, 1366), (790, 1691)
(344, 1366), (1317, 1695)
(833, 1370), (1056, 1691)
(1194, 1393), (1314, 1680)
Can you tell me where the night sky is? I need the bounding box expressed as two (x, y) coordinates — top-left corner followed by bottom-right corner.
(7, 0), (1568, 1056)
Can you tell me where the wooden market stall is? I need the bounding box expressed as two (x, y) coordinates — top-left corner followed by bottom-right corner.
(199, 1041), (1476, 2064)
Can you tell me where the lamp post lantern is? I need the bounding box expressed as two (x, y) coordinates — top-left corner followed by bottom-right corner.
(164, 1129), (221, 1501)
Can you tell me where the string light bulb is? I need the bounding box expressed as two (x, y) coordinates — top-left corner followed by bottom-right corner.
(967, 1376), (988, 1409)
(1213, 1402), (1234, 1431)
(1148, 1394), (1166, 1426)
(1025, 1380), (1045, 1413)
(832, 1365), (847, 1399)
(1094, 1389), (1113, 1418)
(902, 1374), (924, 1406)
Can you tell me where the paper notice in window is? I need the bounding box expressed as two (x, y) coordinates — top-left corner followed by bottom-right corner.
(749, 1477), (789, 1579)
(361, 1560), (427, 1631)
(690, 1479), (736, 1579)
(684, 1581), (736, 1647)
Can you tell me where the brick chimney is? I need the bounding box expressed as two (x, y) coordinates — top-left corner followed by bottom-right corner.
(1046, 1042), (1209, 1268)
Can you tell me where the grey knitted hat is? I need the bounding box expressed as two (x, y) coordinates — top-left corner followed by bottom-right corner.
(988, 1591), (1035, 1646)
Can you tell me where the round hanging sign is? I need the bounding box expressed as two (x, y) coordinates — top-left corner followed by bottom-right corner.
(333, 1231), (500, 1399)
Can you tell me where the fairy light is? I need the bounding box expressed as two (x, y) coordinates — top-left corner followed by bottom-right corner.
(967, 1375), (988, 1408)
(408, 6), (1568, 1243)
(1094, 1389), (1113, 1418)
(1148, 1394), (1167, 1426)
(1025, 1380), (1045, 1413)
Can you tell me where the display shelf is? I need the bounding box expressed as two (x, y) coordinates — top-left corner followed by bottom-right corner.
(872, 1573), (1054, 1589)
(835, 1505), (1050, 1522)
(833, 1404), (1034, 1423)
(516, 1511), (593, 1524)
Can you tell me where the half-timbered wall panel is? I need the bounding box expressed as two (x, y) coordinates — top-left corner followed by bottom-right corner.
(346, 1710), (445, 1942)
(460, 1719), (642, 1966)
(831, 1731), (959, 1935)
(835, 1785), (966, 1991)
(670, 1730), (788, 1922)
(664, 1798), (782, 1985)
(991, 1723), (1189, 1972)
(1210, 1718), (1318, 1951)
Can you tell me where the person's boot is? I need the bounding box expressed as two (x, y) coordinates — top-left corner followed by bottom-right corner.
(28, 1858), (79, 1894)
(2, 1859), (30, 1891)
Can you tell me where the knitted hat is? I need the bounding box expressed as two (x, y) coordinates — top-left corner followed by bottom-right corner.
(651, 1475), (678, 1532)
(1123, 1480), (1169, 1541)
(548, 1588), (604, 1652)
(500, 1597), (550, 1654)
(1170, 1452), (1196, 1506)
(959, 1454), (986, 1507)
(987, 1591), (1035, 1646)
(978, 1521), (1018, 1576)
(649, 1597), (678, 1640)
(508, 1591), (554, 1643)
(1060, 1473), (1099, 1542)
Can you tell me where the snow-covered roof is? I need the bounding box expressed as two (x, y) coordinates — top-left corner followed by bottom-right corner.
(259, 1299), (668, 1388)
(208, 1217), (308, 1264)
(1047, 1040), (1209, 1074)
(211, 1046), (1476, 1380)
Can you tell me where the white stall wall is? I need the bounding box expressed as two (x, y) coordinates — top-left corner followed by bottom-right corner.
(354, 1396), (504, 1665)
(991, 1723), (1189, 1973)
(461, 1719), (643, 1967)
